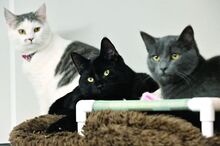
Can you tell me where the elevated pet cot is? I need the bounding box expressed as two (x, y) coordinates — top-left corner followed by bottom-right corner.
(9, 97), (220, 146)
(76, 97), (220, 137)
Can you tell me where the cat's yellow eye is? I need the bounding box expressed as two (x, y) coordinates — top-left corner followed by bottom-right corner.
(34, 27), (40, 33)
(152, 55), (160, 62)
(104, 69), (110, 76)
(87, 77), (94, 83)
(171, 53), (180, 60)
(18, 29), (26, 35)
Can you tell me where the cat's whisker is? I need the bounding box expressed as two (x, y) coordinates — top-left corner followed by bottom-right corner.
(176, 72), (192, 87)
(179, 72), (192, 85)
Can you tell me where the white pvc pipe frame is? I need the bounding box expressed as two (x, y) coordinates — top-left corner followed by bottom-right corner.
(76, 97), (220, 138)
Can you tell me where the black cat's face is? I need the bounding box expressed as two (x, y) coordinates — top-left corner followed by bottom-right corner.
(71, 38), (134, 99)
(141, 26), (200, 85)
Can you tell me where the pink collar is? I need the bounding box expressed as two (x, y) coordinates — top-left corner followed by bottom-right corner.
(22, 52), (36, 62)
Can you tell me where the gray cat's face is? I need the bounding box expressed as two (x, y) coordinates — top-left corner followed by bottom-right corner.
(141, 26), (200, 85)
(4, 4), (51, 54)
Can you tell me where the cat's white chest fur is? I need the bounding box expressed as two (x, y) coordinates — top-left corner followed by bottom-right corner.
(22, 35), (79, 114)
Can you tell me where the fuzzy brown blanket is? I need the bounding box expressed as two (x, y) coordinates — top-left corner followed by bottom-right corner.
(9, 111), (220, 146)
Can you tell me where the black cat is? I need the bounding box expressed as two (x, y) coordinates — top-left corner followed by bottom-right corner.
(140, 25), (220, 132)
(46, 37), (159, 133)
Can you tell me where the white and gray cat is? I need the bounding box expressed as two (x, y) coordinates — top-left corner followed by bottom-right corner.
(4, 4), (99, 114)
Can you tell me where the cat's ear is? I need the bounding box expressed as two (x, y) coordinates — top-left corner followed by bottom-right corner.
(35, 3), (46, 22)
(140, 31), (156, 52)
(4, 8), (17, 28)
(178, 25), (195, 45)
(71, 53), (89, 75)
(100, 37), (120, 61)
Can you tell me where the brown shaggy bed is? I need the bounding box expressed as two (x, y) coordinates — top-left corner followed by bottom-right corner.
(9, 110), (220, 146)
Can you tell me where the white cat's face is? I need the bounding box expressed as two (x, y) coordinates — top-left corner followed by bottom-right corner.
(8, 19), (51, 54)
(5, 4), (51, 54)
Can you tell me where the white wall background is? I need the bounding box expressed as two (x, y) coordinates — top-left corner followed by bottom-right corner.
(0, 0), (220, 143)
(0, 0), (11, 143)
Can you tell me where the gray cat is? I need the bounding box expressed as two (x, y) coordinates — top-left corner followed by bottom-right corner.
(140, 26), (220, 132)
(140, 25), (220, 99)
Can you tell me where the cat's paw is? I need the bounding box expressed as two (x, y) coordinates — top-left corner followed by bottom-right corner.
(46, 116), (77, 133)
(46, 121), (65, 133)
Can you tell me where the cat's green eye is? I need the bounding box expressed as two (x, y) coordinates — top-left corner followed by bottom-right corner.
(87, 77), (94, 83)
(104, 69), (110, 76)
(34, 27), (41, 33)
(171, 53), (180, 60)
(18, 29), (26, 35)
(152, 55), (160, 62)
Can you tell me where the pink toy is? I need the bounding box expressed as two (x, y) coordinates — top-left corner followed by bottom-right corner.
(140, 92), (161, 101)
